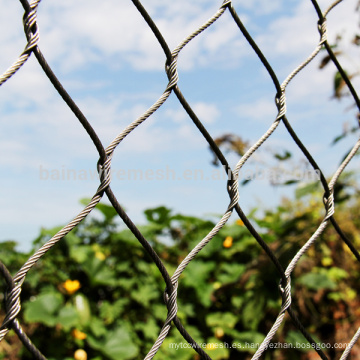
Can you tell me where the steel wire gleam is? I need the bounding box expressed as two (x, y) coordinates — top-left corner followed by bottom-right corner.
(0, 0), (40, 86)
(0, 0), (359, 359)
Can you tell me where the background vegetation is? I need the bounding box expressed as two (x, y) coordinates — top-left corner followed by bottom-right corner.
(1, 171), (360, 360)
(1, 4), (360, 359)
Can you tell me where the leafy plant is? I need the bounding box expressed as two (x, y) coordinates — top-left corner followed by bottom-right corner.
(1, 182), (360, 359)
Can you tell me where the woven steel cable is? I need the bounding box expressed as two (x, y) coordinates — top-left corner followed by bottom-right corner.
(0, 262), (46, 360)
(247, 0), (360, 357)
(0, 0), (40, 86)
(0, 0), (359, 359)
(0, 0), (344, 360)
(0, 0), (43, 349)
(226, 3), (334, 358)
(310, 0), (360, 357)
(140, 3), (239, 359)
(227, 0), (359, 358)
(229, 1), (359, 358)
(1, 0), (219, 358)
(133, 0), (327, 359)
(132, 1), (293, 358)
(129, 2), (296, 358)
(2, 10), (210, 360)
(0, 1), (172, 358)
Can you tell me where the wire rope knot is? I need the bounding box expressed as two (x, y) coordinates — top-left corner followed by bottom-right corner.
(220, 0), (232, 9)
(278, 276), (292, 311)
(323, 191), (335, 220)
(317, 18), (328, 46)
(0, 281), (23, 337)
(96, 157), (112, 193)
(275, 91), (286, 121)
(23, 0), (41, 53)
(165, 57), (179, 92)
(163, 282), (179, 326)
(227, 173), (239, 210)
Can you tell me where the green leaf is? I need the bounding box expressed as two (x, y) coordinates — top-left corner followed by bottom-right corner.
(207, 312), (238, 329)
(144, 206), (172, 225)
(80, 198), (118, 221)
(74, 293), (91, 326)
(286, 330), (321, 353)
(95, 203), (118, 221)
(228, 330), (265, 352)
(297, 272), (337, 291)
(204, 337), (229, 360)
(87, 326), (138, 360)
(89, 317), (107, 337)
(326, 267), (348, 281)
(241, 294), (265, 330)
(134, 317), (159, 341)
(69, 245), (92, 263)
(283, 179), (299, 185)
(24, 292), (63, 327)
(57, 304), (79, 329)
(182, 261), (216, 307)
(131, 283), (159, 307)
(99, 298), (128, 324)
(331, 133), (347, 145)
(217, 263), (246, 284)
(295, 181), (320, 199)
(82, 256), (118, 286)
(182, 261), (216, 285)
(160, 331), (198, 359)
(334, 70), (347, 98)
(274, 150), (291, 161)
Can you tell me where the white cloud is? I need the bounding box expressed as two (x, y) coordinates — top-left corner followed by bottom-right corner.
(0, 0), (359, 251)
(256, 0), (358, 60)
(235, 97), (278, 123)
(13, 0), (252, 73)
(192, 102), (220, 124)
(236, 0), (284, 16)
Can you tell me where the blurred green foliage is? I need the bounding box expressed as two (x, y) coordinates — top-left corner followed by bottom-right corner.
(1, 174), (360, 360)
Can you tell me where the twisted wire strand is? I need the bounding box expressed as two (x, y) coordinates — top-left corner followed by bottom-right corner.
(257, 0), (360, 356)
(14, 1), (212, 358)
(111, 1), (356, 358)
(226, 17), (331, 325)
(0, 262), (46, 360)
(252, 279), (292, 360)
(140, 5), (237, 359)
(0, 194), (108, 344)
(232, 0), (350, 356)
(221, 16), (331, 354)
(7, 0), (229, 357)
(145, 0), (337, 356)
(0, 0), (40, 86)
(340, 327), (360, 360)
(0, 0), (359, 358)
(311, 0), (360, 357)
(130, 3), (286, 358)
(132, 3), (321, 357)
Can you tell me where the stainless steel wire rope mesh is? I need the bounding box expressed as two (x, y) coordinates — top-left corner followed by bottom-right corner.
(0, 0), (359, 359)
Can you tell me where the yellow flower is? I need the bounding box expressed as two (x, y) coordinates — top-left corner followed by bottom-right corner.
(215, 327), (224, 339)
(236, 219), (244, 226)
(62, 279), (81, 295)
(206, 343), (217, 350)
(95, 251), (106, 261)
(223, 236), (233, 248)
(74, 349), (87, 360)
(321, 257), (333, 267)
(72, 329), (87, 340)
(213, 282), (221, 290)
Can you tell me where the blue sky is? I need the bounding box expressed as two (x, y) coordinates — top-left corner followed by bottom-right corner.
(0, 0), (359, 251)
